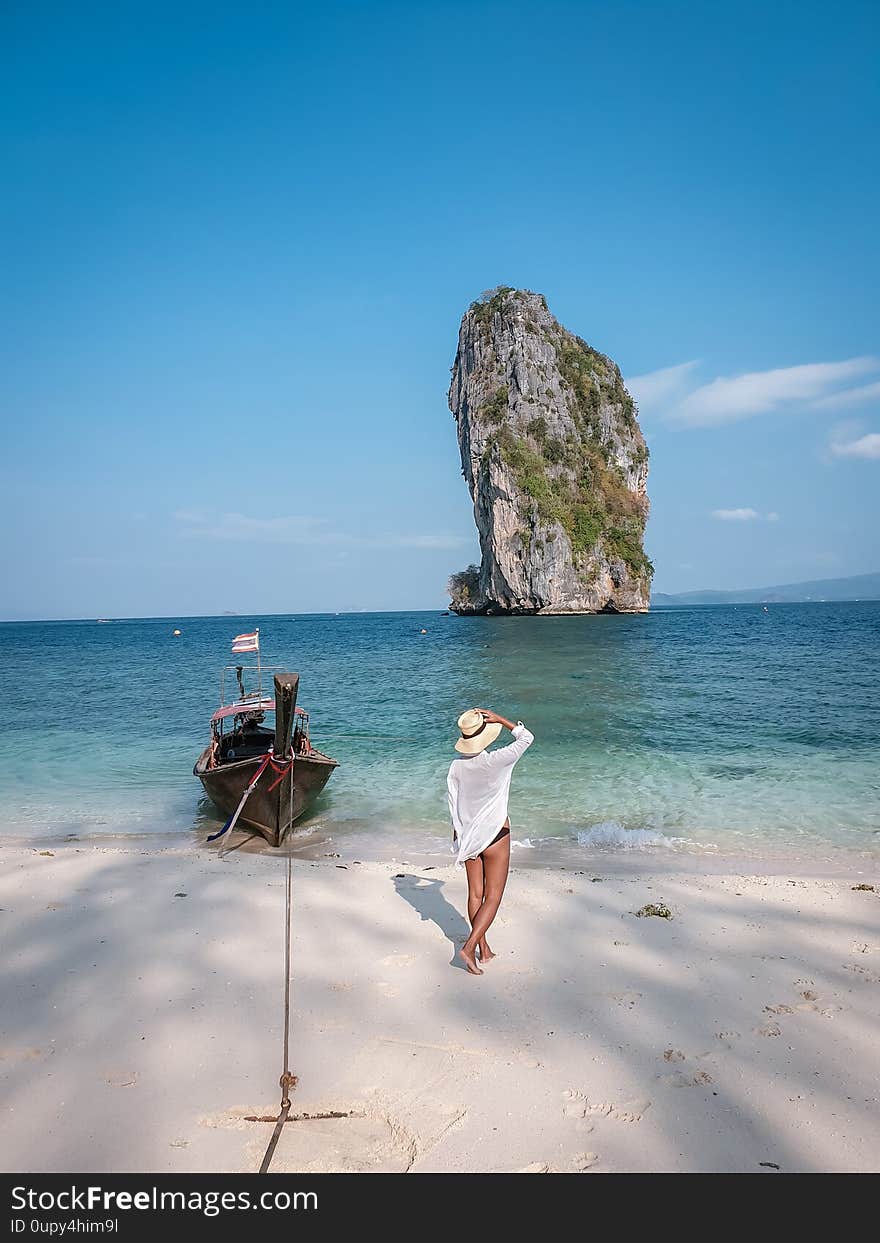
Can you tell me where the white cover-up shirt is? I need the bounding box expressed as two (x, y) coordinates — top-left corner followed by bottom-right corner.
(447, 723), (534, 865)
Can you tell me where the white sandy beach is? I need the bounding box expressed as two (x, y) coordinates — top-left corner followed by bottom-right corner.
(1, 839), (878, 1174)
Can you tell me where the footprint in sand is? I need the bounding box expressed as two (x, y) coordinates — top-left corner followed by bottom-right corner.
(609, 1097), (651, 1123)
(663, 1049), (686, 1063)
(511, 1153), (601, 1173)
(562, 1089), (650, 1123)
(796, 1001), (840, 1018)
(659, 1069), (714, 1088)
(562, 1092), (587, 1119)
(658, 1071), (693, 1088)
(608, 990), (642, 1009)
(715, 1030), (740, 1042)
(786, 983), (841, 1017)
(764, 1004), (795, 1015)
(0, 1047), (44, 1062)
(844, 963), (880, 982)
(380, 953), (416, 969)
(106, 1070), (138, 1087)
(754, 1022), (782, 1038)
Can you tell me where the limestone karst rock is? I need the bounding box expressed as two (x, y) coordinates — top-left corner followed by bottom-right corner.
(447, 287), (651, 614)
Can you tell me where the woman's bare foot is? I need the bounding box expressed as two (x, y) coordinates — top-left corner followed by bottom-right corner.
(478, 941), (496, 962)
(459, 946), (483, 975)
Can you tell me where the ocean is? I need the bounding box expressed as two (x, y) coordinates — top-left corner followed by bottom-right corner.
(2, 602), (878, 863)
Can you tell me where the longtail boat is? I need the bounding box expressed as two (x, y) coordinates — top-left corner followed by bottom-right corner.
(194, 668), (338, 847)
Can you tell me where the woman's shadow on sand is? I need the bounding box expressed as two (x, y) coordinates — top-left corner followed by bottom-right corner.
(392, 874), (471, 970)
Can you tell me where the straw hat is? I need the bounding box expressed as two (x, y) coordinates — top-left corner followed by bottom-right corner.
(455, 709), (502, 755)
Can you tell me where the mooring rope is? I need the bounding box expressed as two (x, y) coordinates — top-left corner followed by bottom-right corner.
(258, 771), (298, 1174)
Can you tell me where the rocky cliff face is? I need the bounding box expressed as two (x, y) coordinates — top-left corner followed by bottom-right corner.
(447, 288), (651, 614)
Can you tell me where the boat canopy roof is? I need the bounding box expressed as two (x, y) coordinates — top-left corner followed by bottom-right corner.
(211, 698), (307, 723)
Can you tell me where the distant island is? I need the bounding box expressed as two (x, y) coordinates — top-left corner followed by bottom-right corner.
(652, 571), (880, 606)
(446, 287), (651, 615)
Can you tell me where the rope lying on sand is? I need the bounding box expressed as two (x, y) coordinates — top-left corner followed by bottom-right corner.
(254, 775), (364, 1171)
(258, 848), (296, 1174)
(258, 777), (297, 1174)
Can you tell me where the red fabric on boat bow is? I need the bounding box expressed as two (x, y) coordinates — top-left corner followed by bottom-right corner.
(206, 750), (276, 842)
(267, 752), (295, 792)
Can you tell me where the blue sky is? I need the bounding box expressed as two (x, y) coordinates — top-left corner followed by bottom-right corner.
(2, 0), (878, 619)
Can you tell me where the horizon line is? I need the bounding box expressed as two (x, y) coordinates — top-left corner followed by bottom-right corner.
(0, 607), (454, 625)
(4, 594), (880, 626)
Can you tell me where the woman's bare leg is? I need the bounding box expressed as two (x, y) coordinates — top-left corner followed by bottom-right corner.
(459, 829), (510, 976)
(464, 855), (494, 964)
(463, 856), (485, 973)
(478, 819), (509, 961)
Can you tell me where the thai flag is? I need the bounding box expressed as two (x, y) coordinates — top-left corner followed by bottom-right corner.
(231, 630), (259, 654)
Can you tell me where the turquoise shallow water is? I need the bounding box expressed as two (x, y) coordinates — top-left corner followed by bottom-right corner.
(1, 603), (878, 860)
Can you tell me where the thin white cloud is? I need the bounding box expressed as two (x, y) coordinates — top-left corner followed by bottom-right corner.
(628, 356), (880, 428)
(712, 508), (760, 521)
(676, 358), (879, 427)
(390, 533), (471, 549)
(830, 432), (880, 460)
(626, 361), (699, 410)
(173, 510), (469, 550)
(177, 512), (328, 544)
(711, 508), (780, 522)
(811, 379), (880, 410)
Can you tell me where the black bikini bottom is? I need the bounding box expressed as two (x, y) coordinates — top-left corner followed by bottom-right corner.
(486, 824), (511, 849)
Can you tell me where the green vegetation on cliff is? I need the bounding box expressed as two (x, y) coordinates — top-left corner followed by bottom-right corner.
(469, 286), (516, 325)
(479, 384), (509, 423)
(555, 333), (638, 435)
(470, 285), (547, 327)
(486, 424), (652, 581)
(447, 564), (480, 609)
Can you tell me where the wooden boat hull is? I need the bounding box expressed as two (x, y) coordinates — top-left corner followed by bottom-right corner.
(194, 746), (338, 847)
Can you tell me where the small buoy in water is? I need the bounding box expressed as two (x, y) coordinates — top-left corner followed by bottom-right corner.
(173, 629), (181, 636)
(420, 628), (427, 634)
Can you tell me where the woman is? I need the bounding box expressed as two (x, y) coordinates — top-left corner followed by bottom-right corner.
(446, 708), (534, 975)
